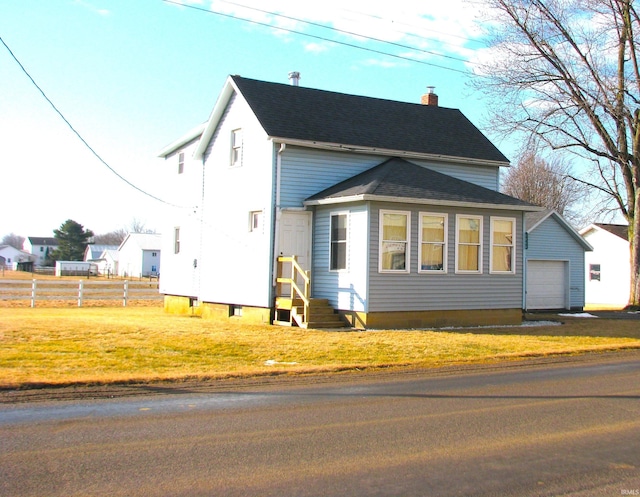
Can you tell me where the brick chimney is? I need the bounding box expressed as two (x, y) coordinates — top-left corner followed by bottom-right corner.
(421, 86), (438, 106)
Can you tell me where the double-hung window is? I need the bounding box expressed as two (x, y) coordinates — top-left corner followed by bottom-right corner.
(174, 227), (181, 254)
(380, 210), (410, 272)
(330, 213), (348, 271)
(178, 152), (184, 174)
(456, 215), (482, 273)
(230, 129), (242, 167)
(419, 213), (447, 272)
(490, 217), (516, 273)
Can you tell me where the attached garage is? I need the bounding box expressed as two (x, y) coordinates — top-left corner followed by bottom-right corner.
(525, 210), (592, 311)
(526, 260), (567, 310)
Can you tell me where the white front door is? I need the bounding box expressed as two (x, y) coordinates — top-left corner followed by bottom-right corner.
(279, 211), (312, 270)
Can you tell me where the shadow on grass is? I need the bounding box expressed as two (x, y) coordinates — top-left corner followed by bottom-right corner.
(438, 312), (640, 339)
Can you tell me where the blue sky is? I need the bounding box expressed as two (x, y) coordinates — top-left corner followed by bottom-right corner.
(1, 0), (510, 239)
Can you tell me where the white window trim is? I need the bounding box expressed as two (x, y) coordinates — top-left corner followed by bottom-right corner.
(174, 227), (181, 254)
(329, 211), (349, 272)
(249, 210), (264, 234)
(379, 209), (411, 274)
(230, 128), (242, 167)
(490, 216), (516, 274)
(418, 212), (448, 273)
(178, 152), (184, 174)
(455, 214), (483, 274)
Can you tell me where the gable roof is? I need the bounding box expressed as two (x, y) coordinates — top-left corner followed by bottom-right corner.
(118, 233), (162, 251)
(595, 223), (629, 241)
(305, 158), (539, 211)
(526, 210), (592, 251)
(26, 237), (57, 246)
(174, 75), (510, 166)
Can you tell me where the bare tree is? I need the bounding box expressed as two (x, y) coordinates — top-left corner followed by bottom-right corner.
(1, 233), (25, 250)
(92, 229), (127, 245)
(473, 0), (640, 307)
(501, 147), (588, 226)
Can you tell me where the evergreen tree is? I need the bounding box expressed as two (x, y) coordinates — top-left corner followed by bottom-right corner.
(51, 219), (94, 261)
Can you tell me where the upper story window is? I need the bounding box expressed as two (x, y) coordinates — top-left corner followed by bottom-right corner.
(419, 212), (447, 272)
(231, 129), (242, 167)
(379, 210), (410, 273)
(178, 152), (184, 174)
(456, 215), (482, 273)
(490, 217), (516, 273)
(174, 227), (181, 254)
(330, 213), (348, 271)
(589, 264), (601, 281)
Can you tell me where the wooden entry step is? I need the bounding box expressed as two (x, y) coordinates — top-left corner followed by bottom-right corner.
(291, 298), (349, 329)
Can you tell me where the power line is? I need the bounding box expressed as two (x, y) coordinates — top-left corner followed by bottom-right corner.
(0, 34), (184, 209)
(212, 0), (474, 65)
(162, 0), (475, 76)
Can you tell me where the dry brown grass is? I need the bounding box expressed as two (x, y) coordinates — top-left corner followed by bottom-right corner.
(1, 306), (639, 389)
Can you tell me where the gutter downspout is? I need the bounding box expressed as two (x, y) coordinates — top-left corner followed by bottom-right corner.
(272, 143), (286, 291)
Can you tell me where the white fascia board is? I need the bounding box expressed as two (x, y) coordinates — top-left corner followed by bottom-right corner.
(157, 122), (206, 158)
(270, 137), (511, 169)
(193, 76), (239, 161)
(304, 194), (544, 212)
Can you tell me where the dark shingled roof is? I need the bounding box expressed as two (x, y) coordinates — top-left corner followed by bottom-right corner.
(596, 223), (629, 241)
(231, 76), (509, 164)
(306, 158), (536, 208)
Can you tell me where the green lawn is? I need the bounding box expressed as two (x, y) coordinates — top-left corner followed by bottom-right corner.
(1, 307), (639, 388)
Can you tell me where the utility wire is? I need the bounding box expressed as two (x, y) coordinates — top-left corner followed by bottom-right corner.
(162, 0), (474, 76)
(0, 34), (184, 208)
(212, 0), (473, 65)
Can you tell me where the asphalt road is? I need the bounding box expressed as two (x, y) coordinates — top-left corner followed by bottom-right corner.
(1, 352), (640, 497)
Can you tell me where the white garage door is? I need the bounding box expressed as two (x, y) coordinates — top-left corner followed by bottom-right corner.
(526, 260), (567, 310)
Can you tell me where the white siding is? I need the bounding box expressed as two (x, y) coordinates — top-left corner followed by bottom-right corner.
(159, 137), (205, 298)
(197, 92), (275, 307)
(583, 228), (630, 308)
(526, 216), (586, 309)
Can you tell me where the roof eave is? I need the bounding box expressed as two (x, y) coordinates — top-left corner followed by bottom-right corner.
(272, 137), (511, 168)
(304, 194), (542, 211)
(157, 122), (207, 158)
(193, 77), (240, 161)
(528, 210), (593, 251)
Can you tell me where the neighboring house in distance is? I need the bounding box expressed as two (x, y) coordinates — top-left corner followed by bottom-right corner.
(97, 249), (119, 277)
(117, 233), (162, 278)
(524, 210), (592, 311)
(579, 223), (630, 309)
(0, 245), (35, 270)
(23, 237), (58, 267)
(158, 74), (542, 329)
(84, 244), (119, 262)
(84, 244), (119, 276)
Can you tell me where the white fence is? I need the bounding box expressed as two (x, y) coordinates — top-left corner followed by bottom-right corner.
(0, 279), (162, 307)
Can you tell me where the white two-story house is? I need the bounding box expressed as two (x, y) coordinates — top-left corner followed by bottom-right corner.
(158, 75), (542, 329)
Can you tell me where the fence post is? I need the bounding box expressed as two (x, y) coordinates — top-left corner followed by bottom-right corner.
(78, 280), (84, 307)
(31, 279), (37, 308)
(123, 280), (128, 307)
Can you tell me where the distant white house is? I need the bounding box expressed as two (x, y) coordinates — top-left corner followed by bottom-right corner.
(84, 244), (119, 262)
(23, 237), (58, 267)
(97, 249), (119, 277)
(0, 245), (35, 270)
(117, 233), (162, 278)
(579, 223), (630, 309)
